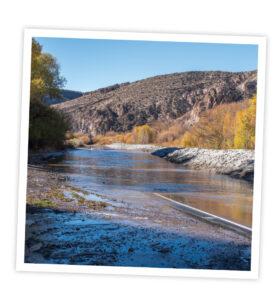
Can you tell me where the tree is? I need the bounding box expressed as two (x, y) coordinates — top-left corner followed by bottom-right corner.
(234, 95), (256, 149)
(29, 101), (70, 149)
(30, 39), (66, 102)
(29, 39), (70, 150)
(132, 125), (154, 144)
(180, 99), (255, 150)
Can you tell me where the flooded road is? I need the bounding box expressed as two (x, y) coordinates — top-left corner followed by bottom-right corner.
(46, 149), (253, 227)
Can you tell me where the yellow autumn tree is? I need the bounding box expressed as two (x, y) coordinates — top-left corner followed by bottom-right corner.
(132, 125), (154, 144)
(222, 112), (235, 149)
(181, 106), (226, 149)
(31, 39), (66, 102)
(181, 131), (198, 147)
(180, 100), (253, 149)
(234, 95), (256, 149)
(90, 96), (256, 149)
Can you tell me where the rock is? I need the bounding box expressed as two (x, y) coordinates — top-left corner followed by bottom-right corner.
(29, 242), (43, 252)
(52, 71), (257, 136)
(158, 248), (171, 254)
(152, 147), (254, 182)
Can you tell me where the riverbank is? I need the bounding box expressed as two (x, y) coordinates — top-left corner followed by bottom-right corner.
(105, 142), (163, 152)
(106, 143), (254, 182)
(25, 150), (252, 269)
(152, 147), (254, 182)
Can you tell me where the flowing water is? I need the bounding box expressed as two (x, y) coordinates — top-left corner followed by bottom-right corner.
(46, 148), (253, 227)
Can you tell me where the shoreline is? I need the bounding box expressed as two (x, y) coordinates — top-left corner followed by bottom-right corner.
(105, 143), (254, 182)
(25, 162), (251, 269)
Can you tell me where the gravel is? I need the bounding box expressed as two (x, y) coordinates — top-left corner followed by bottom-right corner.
(106, 143), (163, 152)
(152, 147), (255, 182)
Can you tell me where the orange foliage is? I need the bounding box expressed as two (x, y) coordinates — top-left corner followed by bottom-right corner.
(181, 98), (255, 149)
(90, 97), (256, 150)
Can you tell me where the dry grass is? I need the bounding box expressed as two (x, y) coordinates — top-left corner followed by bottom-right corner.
(65, 131), (91, 148)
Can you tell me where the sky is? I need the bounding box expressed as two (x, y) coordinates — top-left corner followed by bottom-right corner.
(35, 37), (258, 93)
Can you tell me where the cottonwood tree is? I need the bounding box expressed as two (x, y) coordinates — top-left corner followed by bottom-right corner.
(30, 39), (66, 102)
(181, 97), (256, 150)
(234, 95), (256, 149)
(29, 39), (70, 150)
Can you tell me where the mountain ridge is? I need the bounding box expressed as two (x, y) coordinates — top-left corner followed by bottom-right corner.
(52, 70), (257, 136)
(43, 89), (83, 106)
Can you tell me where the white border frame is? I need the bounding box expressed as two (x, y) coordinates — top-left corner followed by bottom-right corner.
(16, 29), (267, 279)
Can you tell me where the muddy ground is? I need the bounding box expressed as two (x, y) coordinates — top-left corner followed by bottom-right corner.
(25, 162), (251, 270)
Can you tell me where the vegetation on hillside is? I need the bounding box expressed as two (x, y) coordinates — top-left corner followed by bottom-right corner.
(28, 39), (256, 151)
(181, 96), (256, 149)
(29, 39), (70, 150)
(233, 95), (256, 149)
(91, 96), (256, 150)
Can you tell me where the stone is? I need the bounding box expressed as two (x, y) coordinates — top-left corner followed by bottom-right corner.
(52, 71), (257, 136)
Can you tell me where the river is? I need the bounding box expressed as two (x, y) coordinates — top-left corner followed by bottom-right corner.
(25, 148), (252, 268)
(46, 148), (253, 227)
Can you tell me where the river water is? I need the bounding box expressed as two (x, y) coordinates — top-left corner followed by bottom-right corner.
(46, 148), (253, 227)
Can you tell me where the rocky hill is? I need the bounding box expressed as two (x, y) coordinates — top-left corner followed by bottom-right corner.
(52, 71), (257, 136)
(43, 89), (83, 106)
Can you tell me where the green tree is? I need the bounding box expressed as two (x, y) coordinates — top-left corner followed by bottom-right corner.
(29, 101), (70, 149)
(29, 39), (70, 150)
(30, 38), (66, 102)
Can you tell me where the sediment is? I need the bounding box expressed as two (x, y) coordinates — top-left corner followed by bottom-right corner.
(106, 142), (163, 152)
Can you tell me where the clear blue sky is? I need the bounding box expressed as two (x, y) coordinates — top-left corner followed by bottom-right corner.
(35, 37), (258, 93)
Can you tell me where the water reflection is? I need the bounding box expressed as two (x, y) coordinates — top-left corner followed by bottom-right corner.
(46, 149), (253, 227)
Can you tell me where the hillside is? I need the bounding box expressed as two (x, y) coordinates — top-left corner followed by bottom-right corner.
(52, 71), (257, 136)
(42, 89), (83, 106)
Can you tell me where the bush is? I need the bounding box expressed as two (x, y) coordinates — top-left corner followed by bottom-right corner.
(78, 135), (91, 144)
(65, 131), (73, 139)
(180, 97), (255, 149)
(29, 101), (70, 150)
(65, 138), (84, 148)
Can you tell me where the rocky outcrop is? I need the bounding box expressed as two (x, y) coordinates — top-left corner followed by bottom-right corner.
(152, 147), (254, 182)
(52, 70), (257, 136)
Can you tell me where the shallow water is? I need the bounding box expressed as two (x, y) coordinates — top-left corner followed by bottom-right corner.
(46, 149), (253, 227)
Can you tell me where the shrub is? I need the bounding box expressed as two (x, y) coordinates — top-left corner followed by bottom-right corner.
(29, 101), (70, 150)
(65, 138), (84, 148)
(65, 132), (73, 139)
(180, 97), (255, 149)
(123, 132), (134, 144)
(78, 135), (91, 144)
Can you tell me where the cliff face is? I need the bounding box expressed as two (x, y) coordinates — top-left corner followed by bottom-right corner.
(52, 71), (257, 135)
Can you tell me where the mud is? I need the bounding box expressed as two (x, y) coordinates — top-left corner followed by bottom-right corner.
(25, 205), (250, 269)
(25, 159), (251, 270)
